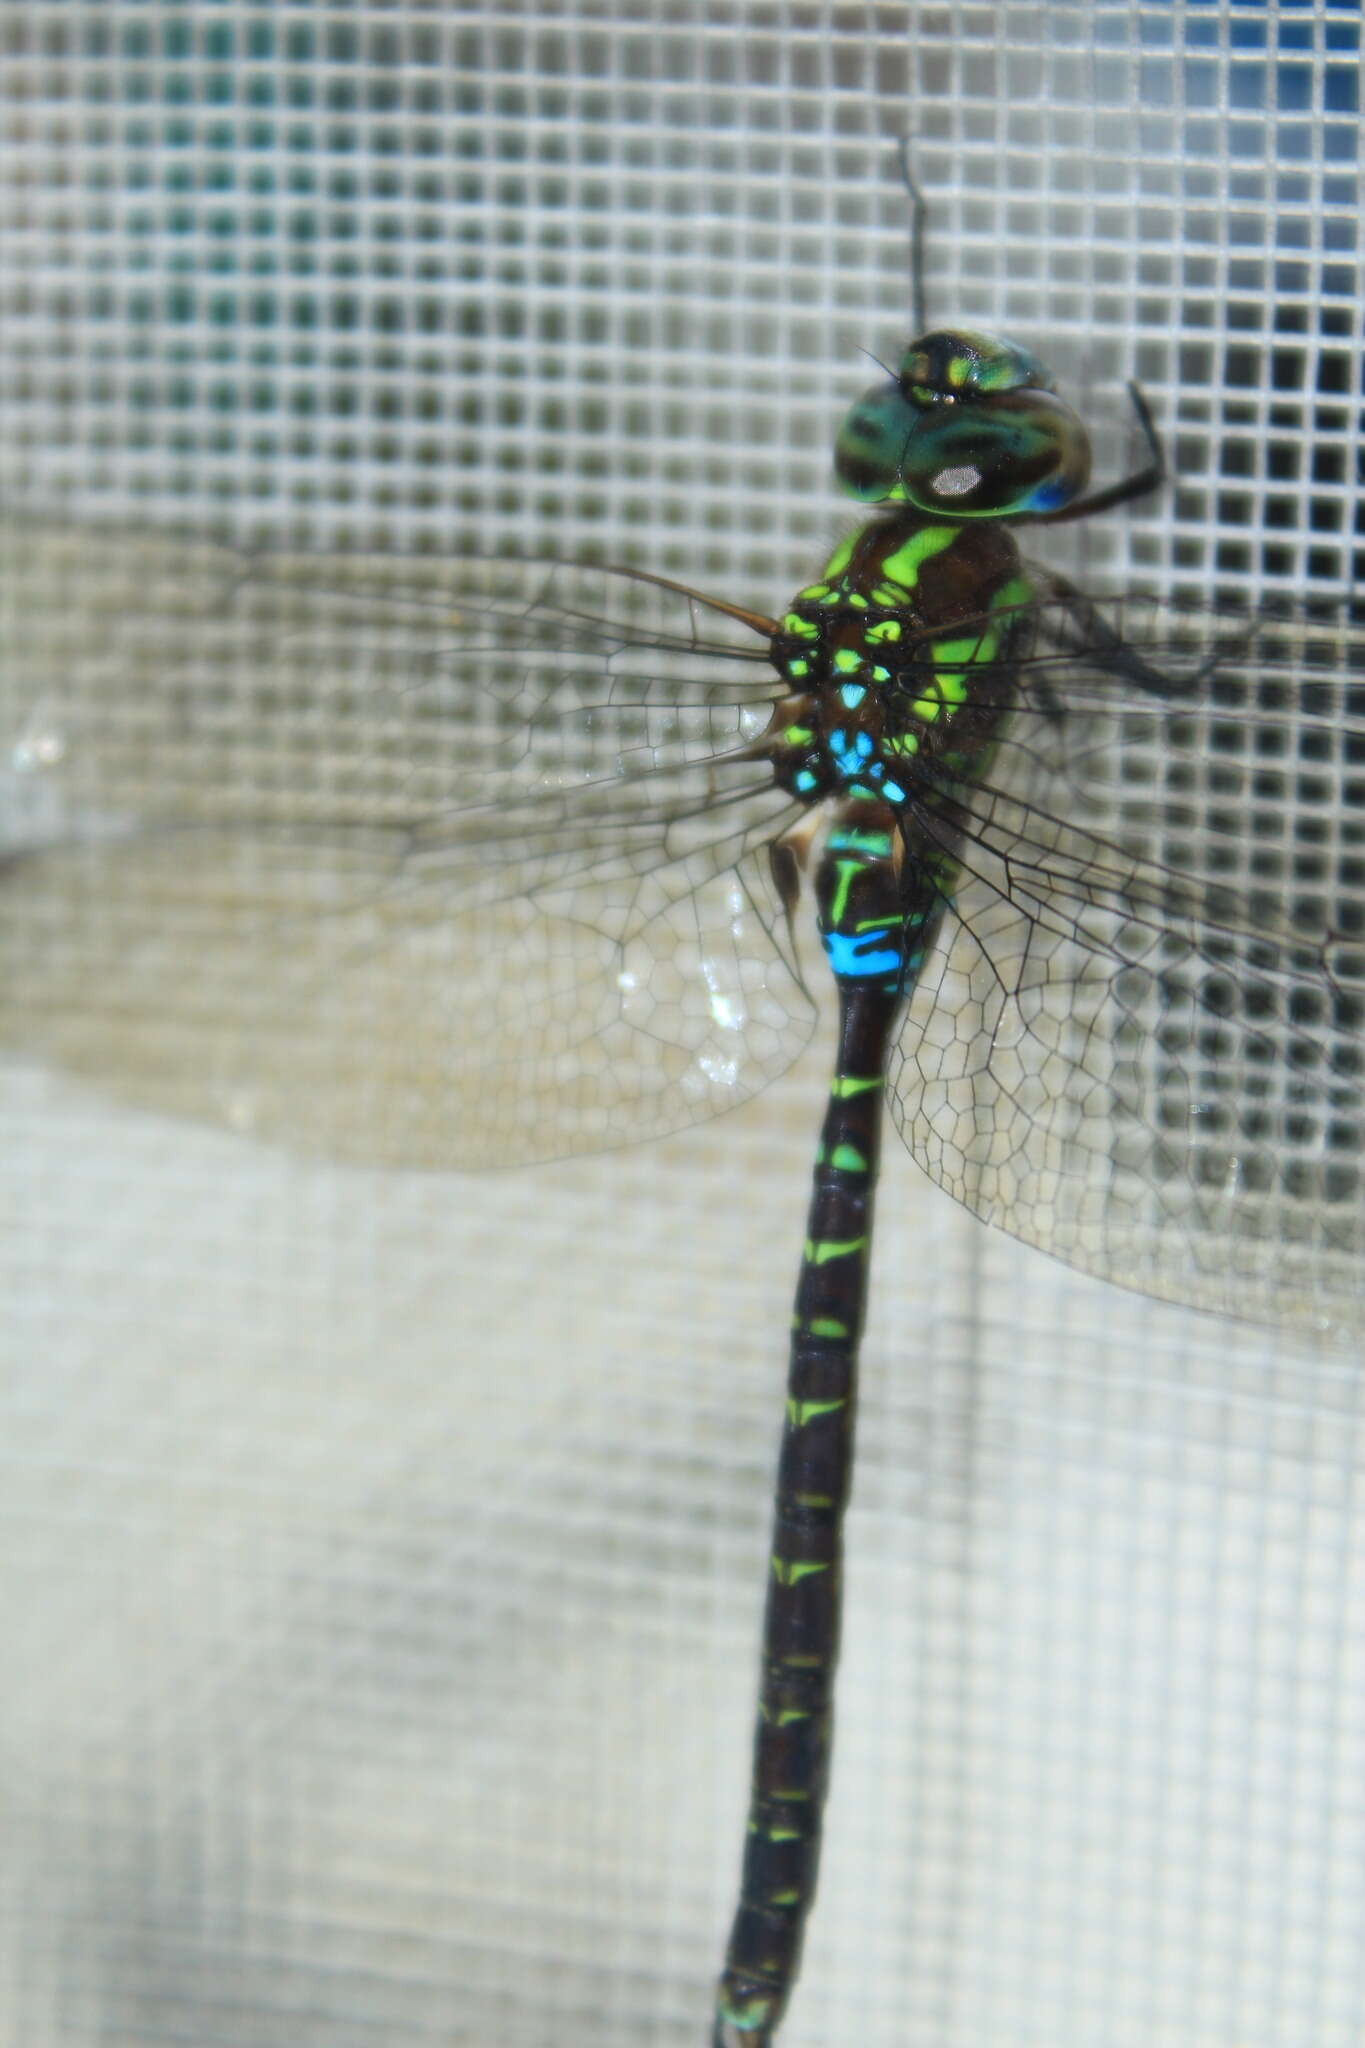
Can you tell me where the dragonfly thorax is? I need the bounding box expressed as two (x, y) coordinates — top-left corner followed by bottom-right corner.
(766, 511), (1035, 812)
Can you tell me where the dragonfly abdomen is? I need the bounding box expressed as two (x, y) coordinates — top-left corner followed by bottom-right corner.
(714, 811), (907, 2046)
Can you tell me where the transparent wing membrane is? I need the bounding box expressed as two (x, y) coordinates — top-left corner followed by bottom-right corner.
(3, 522), (1362, 1324)
(894, 596), (1365, 1337)
(1, 524), (811, 1165)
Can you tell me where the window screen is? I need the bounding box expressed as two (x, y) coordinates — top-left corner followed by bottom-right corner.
(2, 9), (1362, 2048)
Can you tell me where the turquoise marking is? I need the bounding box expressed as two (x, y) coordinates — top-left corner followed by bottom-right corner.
(827, 829), (891, 856)
(880, 523), (956, 590)
(881, 779), (906, 803)
(795, 768), (818, 792)
(839, 682), (866, 707)
(828, 726), (880, 786)
(823, 928), (903, 979)
(718, 1995), (776, 2032)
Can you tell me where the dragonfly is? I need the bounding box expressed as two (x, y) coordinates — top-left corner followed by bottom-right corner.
(2, 184), (1363, 2047)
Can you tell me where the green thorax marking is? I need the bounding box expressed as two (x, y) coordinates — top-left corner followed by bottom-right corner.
(768, 514), (1034, 813)
(880, 522), (958, 590)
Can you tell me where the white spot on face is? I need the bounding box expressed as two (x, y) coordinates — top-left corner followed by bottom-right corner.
(929, 463), (983, 499)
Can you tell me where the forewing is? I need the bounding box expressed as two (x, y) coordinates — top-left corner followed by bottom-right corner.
(1, 523), (812, 1166)
(890, 593), (1365, 1339)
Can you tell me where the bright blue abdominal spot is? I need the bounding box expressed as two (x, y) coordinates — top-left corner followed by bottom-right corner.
(822, 928), (905, 982)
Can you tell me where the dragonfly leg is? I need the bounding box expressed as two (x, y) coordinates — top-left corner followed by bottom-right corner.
(1032, 567), (1251, 698)
(1028, 380), (1166, 525)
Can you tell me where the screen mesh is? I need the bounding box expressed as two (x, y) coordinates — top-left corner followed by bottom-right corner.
(2, 9), (1362, 2048)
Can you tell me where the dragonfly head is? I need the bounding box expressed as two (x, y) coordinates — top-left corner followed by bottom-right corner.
(833, 327), (1092, 519)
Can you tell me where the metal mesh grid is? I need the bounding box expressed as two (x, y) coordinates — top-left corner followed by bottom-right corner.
(2, 7), (1363, 2048)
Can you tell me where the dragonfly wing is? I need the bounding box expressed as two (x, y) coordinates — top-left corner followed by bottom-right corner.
(1, 523), (813, 1167)
(890, 593), (1365, 1338)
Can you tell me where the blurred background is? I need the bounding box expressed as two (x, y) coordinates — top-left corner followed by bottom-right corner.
(1, 7), (1362, 2047)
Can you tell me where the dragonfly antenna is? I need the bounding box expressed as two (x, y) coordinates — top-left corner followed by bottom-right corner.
(896, 133), (930, 336)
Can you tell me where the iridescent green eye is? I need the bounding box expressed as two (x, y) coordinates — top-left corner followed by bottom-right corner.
(833, 379), (918, 504)
(833, 327), (1093, 518)
(895, 387), (1091, 516)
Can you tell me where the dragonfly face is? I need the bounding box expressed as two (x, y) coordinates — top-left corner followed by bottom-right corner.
(834, 325), (1094, 515)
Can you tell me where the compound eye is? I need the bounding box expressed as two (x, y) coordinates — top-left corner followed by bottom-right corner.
(897, 387), (1092, 517)
(833, 378), (918, 503)
(834, 378), (1091, 516)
